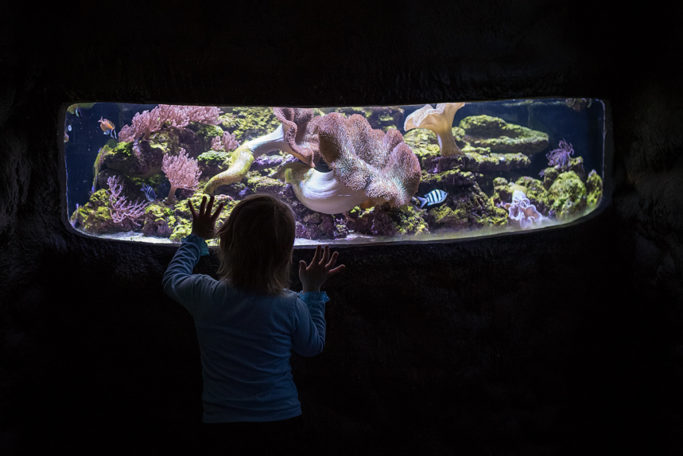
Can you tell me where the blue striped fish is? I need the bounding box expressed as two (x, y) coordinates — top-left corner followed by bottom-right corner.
(141, 184), (157, 202)
(413, 189), (448, 208)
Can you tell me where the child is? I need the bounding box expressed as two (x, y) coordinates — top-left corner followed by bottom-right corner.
(162, 193), (345, 454)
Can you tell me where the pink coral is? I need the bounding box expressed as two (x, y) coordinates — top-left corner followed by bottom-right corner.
(161, 148), (202, 203)
(107, 176), (148, 226)
(119, 104), (221, 142)
(211, 131), (240, 152)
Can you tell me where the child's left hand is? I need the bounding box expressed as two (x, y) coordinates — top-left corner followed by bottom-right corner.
(188, 195), (225, 240)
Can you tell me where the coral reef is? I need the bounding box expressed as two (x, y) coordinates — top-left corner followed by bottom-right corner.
(70, 101), (605, 244)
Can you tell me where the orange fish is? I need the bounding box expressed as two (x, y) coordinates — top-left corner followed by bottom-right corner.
(98, 117), (117, 139)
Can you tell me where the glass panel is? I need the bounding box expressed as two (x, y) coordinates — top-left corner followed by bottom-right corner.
(63, 99), (606, 246)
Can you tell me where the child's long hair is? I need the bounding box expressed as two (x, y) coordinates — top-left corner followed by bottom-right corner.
(216, 193), (296, 294)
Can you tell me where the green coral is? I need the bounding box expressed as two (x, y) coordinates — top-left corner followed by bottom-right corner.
(548, 171), (587, 220)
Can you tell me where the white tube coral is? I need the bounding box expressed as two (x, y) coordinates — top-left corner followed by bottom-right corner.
(285, 167), (368, 214)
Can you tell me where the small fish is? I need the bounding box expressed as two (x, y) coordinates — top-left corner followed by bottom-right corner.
(141, 184), (157, 202)
(98, 117), (117, 139)
(64, 124), (72, 142)
(413, 189), (448, 208)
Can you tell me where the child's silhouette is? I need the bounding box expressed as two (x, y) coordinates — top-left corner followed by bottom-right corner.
(162, 193), (344, 454)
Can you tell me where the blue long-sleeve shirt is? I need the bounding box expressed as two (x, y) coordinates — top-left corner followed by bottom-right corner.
(162, 234), (328, 423)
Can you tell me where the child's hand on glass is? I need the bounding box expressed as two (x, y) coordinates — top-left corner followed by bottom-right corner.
(188, 195), (224, 240)
(299, 245), (345, 292)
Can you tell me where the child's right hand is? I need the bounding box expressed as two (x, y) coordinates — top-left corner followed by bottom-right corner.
(299, 245), (345, 292)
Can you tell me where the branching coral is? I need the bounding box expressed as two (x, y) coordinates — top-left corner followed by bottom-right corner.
(107, 176), (148, 226)
(204, 107), (319, 194)
(119, 104), (221, 142)
(162, 148), (202, 203)
(211, 131), (240, 152)
(403, 103), (465, 156)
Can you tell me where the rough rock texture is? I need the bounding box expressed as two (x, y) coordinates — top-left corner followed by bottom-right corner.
(2, 3), (683, 456)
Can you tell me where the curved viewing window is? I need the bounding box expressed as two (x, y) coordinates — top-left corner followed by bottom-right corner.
(63, 99), (607, 246)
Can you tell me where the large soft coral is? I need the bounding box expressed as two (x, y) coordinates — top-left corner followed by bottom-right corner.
(308, 113), (421, 210)
(403, 102), (465, 156)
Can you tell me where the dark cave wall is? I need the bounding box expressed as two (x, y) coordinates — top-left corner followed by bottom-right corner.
(2, 2), (683, 455)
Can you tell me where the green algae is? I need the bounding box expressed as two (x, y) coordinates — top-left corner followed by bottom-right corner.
(548, 171), (587, 219)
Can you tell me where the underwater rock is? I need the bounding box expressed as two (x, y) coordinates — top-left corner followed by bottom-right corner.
(585, 169), (603, 208)
(197, 151), (231, 176)
(218, 107), (280, 144)
(71, 189), (116, 234)
(244, 171), (288, 196)
(346, 204), (429, 237)
(423, 151), (530, 175)
(252, 153), (285, 171)
(540, 156), (586, 183)
(492, 176), (551, 216)
(141, 203), (175, 237)
(426, 183), (507, 230)
(420, 165), (479, 189)
(459, 115), (549, 156)
(548, 171), (587, 220)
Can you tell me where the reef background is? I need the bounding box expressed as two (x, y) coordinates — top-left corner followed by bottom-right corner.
(2, 2), (682, 455)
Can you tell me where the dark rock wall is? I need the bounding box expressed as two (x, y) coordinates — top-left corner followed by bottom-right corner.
(2, 2), (682, 455)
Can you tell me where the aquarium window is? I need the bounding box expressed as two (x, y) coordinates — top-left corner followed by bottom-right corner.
(62, 99), (608, 246)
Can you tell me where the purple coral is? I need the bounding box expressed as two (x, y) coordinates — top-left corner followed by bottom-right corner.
(545, 139), (574, 170)
(119, 104), (221, 142)
(162, 148), (202, 203)
(107, 176), (148, 226)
